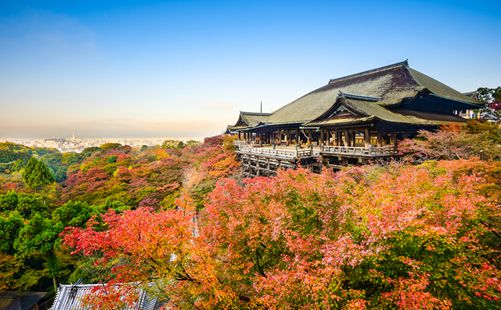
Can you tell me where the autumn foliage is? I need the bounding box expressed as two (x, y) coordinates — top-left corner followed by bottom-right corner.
(0, 135), (239, 294)
(398, 121), (501, 161)
(64, 159), (501, 309)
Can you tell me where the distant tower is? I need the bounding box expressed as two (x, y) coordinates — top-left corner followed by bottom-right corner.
(72, 132), (75, 140)
(260, 101), (263, 113)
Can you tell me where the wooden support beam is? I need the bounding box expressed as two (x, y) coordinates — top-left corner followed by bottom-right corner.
(364, 128), (370, 147)
(390, 133), (396, 145)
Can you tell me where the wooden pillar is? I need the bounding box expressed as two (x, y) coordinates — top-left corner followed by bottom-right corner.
(377, 132), (382, 147)
(320, 130), (324, 146)
(308, 131), (312, 147)
(344, 131), (350, 147)
(296, 129), (300, 145)
(326, 130), (330, 146)
(364, 128), (370, 147)
(390, 133), (396, 145)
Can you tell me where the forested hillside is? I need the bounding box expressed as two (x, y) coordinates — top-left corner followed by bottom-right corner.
(0, 135), (238, 294)
(0, 122), (499, 309)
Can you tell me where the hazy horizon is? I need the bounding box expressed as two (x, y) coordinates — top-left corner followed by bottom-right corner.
(0, 135), (204, 140)
(1, 0), (500, 138)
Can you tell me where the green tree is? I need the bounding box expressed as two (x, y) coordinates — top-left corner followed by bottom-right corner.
(14, 213), (62, 291)
(162, 139), (185, 149)
(0, 142), (32, 164)
(22, 157), (55, 191)
(0, 191), (19, 212)
(52, 200), (93, 228)
(0, 211), (24, 254)
(16, 193), (49, 219)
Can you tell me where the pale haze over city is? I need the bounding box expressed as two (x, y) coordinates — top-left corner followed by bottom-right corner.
(1, 0), (500, 139)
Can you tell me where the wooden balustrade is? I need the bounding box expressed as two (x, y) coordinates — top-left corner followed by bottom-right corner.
(321, 145), (397, 157)
(235, 141), (397, 159)
(235, 141), (313, 159)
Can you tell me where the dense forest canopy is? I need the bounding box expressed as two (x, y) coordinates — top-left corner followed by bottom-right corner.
(0, 136), (238, 295)
(0, 122), (499, 309)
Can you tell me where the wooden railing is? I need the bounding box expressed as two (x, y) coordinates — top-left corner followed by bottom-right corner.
(234, 141), (397, 158)
(321, 145), (397, 157)
(233, 140), (248, 147)
(234, 141), (314, 159)
(238, 146), (313, 159)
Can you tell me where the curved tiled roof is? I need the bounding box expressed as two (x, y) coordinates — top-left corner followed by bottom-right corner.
(407, 68), (477, 104)
(228, 111), (271, 131)
(267, 61), (420, 124)
(308, 96), (461, 127)
(51, 283), (164, 310)
(239, 111), (271, 127)
(231, 61), (478, 129)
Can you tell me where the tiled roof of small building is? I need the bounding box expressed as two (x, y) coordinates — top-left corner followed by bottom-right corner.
(51, 283), (164, 310)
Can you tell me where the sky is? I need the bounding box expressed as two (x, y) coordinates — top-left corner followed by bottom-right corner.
(0, 0), (500, 139)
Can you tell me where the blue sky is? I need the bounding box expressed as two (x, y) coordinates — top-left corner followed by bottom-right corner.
(0, 0), (500, 138)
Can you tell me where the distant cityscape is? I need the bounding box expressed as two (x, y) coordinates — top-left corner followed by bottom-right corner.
(0, 133), (199, 153)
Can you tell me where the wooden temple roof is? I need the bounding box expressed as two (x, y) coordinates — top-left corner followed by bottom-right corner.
(230, 60), (479, 131)
(307, 93), (464, 127)
(227, 111), (271, 131)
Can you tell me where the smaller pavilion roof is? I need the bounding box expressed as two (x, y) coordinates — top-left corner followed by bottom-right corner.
(307, 92), (467, 127)
(228, 111), (271, 131)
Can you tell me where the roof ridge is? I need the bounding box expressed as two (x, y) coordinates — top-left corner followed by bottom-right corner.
(328, 60), (409, 85)
(240, 111), (272, 116)
(338, 91), (381, 102)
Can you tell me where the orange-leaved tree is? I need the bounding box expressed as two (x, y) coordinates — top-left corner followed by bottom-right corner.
(63, 159), (500, 309)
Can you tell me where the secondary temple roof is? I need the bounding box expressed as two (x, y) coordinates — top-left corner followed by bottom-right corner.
(51, 283), (164, 310)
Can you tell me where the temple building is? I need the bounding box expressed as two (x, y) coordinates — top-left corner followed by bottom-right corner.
(229, 61), (479, 176)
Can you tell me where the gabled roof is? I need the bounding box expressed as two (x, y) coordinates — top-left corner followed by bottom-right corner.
(230, 60), (478, 131)
(228, 111), (271, 130)
(406, 67), (477, 104)
(256, 61), (476, 126)
(307, 92), (466, 127)
(239, 111), (271, 126)
(51, 283), (164, 310)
